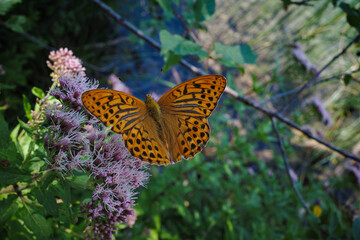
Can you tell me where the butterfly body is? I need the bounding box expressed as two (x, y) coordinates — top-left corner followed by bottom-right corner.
(145, 94), (162, 127)
(81, 75), (226, 165)
(144, 94), (168, 151)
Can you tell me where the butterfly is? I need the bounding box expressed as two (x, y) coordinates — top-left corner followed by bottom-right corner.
(81, 75), (226, 165)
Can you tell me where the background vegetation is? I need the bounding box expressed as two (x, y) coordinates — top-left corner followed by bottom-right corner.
(1, 0), (360, 239)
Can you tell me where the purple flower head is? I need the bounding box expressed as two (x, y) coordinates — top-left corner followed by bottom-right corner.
(50, 74), (98, 111)
(42, 49), (149, 239)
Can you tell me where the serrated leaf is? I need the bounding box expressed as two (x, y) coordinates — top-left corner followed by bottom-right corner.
(44, 191), (59, 217)
(50, 180), (73, 221)
(41, 173), (56, 191)
(31, 87), (45, 99)
(34, 187), (59, 217)
(0, 168), (32, 187)
(22, 94), (31, 120)
(21, 205), (52, 238)
(0, 195), (18, 224)
(0, 142), (22, 167)
(7, 219), (32, 239)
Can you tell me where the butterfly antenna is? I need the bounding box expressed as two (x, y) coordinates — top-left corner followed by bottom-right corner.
(153, 68), (163, 88)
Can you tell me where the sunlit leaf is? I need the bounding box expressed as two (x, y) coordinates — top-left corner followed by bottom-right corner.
(193, 0), (215, 22)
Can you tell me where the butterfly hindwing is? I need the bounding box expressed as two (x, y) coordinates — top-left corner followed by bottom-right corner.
(177, 116), (210, 159)
(122, 117), (171, 165)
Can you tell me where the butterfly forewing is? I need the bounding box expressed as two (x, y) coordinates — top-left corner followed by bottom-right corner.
(158, 75), (226, 117)
(81, 89), (146, 133)
(158, 75), (226, 162)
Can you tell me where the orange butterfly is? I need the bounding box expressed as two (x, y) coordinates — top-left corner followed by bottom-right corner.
(81, 75), (226, 165)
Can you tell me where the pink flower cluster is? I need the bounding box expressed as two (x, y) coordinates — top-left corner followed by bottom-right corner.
(43, 49), (149, 239)
(46, 48), (86, 83)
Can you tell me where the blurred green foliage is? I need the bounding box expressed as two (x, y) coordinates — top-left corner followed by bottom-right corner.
(1, 0), (360, 239)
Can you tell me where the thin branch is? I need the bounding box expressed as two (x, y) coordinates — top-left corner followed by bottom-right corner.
(172, 6), (201, 44)
(289, 0), (313, 6)
(226, 87), (360, 162)
(0, 21), (54, 51)
(271, 117), (311, 213)
(92, 0), (206, 76)
(92, 0), (360, 163)
(278, 34), (360, 113)
(260, 69), (360, 105)
(271, 117), (330, 237)
(0, 21), (108, 72)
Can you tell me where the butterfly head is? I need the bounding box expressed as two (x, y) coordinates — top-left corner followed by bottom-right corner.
(145, 94), (162, 120)
(145, 94), (155, 105)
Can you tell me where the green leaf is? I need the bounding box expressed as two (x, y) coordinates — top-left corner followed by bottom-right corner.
(31, 87), (45, 99)
(332, 0), (339, 7)
(0, 168), (32, 188)
(0, 0), (22, 15)
(22, 156), (45, 173)
(343, 74), (352, 85)
(353, 217), (360, 240)
(50, 180), (73, 222)
(329, 212), (339, 235)
(22, 94), (31, 120)
(41, 172), (56, 191)
(21, 204), (52, 238)
(193, 0), (215, 22)
(0, 195), (18, 224)
(156, 0), (173, 13)
(68, 171), (90, 186)
(18, 117), (32, 134)
(34, 187), (59, 217)
(0, 112), (10, 149)
(160, 30), (182, 54)
(214, 43), (257, 67)
(159, 30), (207, 57)
(5, 14), (26, 33)
(163, 51), (182, 71)
(240, 44), (258, 64)
(7, 219), (32, 239)
(340, 3), (360, 29)
(0, 114), (22, 167)
(0, 82), (16, 90)
(225, 218), (235, 240)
